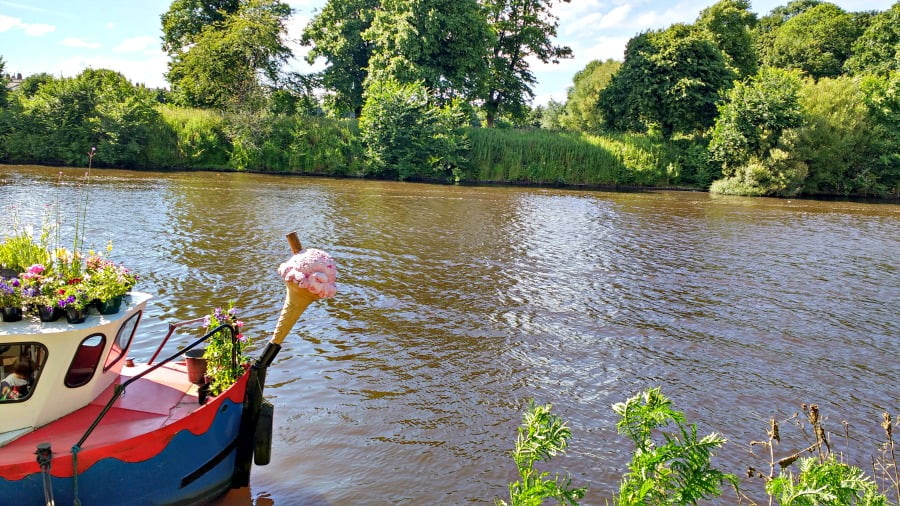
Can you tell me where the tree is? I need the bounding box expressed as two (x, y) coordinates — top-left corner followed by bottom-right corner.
(363, 0), (491, 104)
(161, 0), (241, 54)
(17, 73), (55, 98)
(301, 0), (379, 118)
(164, 0), (292, 108)
(708, 67), (808, 196)
(0, 56), (8, 109)
(598, 24), (734, 137)
(696, 0), (758, 79)
(753, 0), (821, 67)
(559, 59), (620, 133)
(767, 3), (861, 79)
(480, 0), (573, 128)
(844, 3), (900, 76)
(358, 78), (469, 181)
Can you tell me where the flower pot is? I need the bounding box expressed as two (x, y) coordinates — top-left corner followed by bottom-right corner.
(95, 295), (123, 315)
(1, 306), (23, 322)
(185, 348), (208, 385)
(65, 307), (88, 324)
(37, 305), (64, 322)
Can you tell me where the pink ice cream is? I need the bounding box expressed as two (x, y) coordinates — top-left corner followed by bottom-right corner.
(277, 248), (337, 299)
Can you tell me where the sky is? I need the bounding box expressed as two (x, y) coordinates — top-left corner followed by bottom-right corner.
(0, 0), (895, 106)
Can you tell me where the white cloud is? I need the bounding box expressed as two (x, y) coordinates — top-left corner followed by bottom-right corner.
(113, 36), (158, 53)
(599, 4), (632, 29)
(22, 22), (54, 36)
(62, 37), (102, 49)
(0, 14), (55, 35)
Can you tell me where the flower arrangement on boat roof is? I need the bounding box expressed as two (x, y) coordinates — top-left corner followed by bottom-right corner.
(202, 303), (248, 396)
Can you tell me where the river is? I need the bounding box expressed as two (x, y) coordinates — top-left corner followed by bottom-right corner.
(1, 165), (898, 504)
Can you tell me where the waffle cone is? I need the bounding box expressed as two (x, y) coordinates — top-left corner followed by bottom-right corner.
(271, 282), (318, 345)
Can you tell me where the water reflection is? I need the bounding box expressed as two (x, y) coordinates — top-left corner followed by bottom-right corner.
(1, 165), (897, 504)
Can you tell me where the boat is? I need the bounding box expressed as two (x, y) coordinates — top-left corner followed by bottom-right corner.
(0, 232), (337, 505)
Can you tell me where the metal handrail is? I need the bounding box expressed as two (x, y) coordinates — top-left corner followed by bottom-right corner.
(147, 317), (208, 366)
(73, 323), (235, 450)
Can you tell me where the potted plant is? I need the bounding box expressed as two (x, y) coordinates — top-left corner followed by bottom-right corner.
(201, 304), (248, 396)
(85, 254), (137, 314)
(0, 277), (23, 322)
(19, 264), (58, 321)
(55, 278), (92, 324)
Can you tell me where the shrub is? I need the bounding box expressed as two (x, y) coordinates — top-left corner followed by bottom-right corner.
(359, 78), (468, 181)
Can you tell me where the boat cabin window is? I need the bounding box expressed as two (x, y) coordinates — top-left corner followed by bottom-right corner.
(104, 310), (141, 372)
(65, 334), (106, 388)
(0, 343), (48, 402)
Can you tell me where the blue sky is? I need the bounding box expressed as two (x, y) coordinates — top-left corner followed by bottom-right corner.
(1, 0), (894, 105)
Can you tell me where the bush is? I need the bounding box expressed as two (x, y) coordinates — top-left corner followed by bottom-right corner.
(359, 78), (468, 181)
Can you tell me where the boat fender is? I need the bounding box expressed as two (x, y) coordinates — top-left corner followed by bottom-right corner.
(254, 399), (274, 466)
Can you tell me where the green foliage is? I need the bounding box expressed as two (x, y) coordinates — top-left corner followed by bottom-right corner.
(497, 400), (586, 506)
(359, 79), (468, 181)
(0, 56), (8, 109)
(598, 24), (734, 138)
(469, 128), (688, 187)
(161, 0), (241, 54)
(559, 59), (621, 133)
(613, 388), (736, 505)
(202, 304), (249, 396)
(708, 66), (806, 195)
(752, 0), (822, 68)
(695, 0), (758, 79)
(844, 3), (900, 77)
(794, 76), (890, 196)
(301, 0), (378, 118)
(480, 0), (572, 127)
(166, 0), (292, 108)
(766, 3), (861, 79)
(364, 0), (490, 105)
(767, 456), (887, 505)
(151, 105), (230, 168)
(16, 72), (55, 98)
(2, 69), (160, 167)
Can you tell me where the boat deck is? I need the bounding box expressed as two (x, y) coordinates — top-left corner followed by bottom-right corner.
(0, 361), (204, 478)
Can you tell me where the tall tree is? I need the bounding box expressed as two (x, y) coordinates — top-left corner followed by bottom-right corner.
(161, 0), (241, 54)
(164, 0), (292, 108)
(480, 0), (572, 128)
(844, 3), (900, 76)
(598, 24), (734, 138)
(559, 59), (620, 133)
(301, 0), (379, 118)
(766, 3), (860, 79)
(364, 0), (491, 104)
(0, 57), (8, 110)
(752, 0), (821, 67)
(696, 0), (758, 79)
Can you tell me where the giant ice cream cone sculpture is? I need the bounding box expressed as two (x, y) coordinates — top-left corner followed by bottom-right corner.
(270, 232), (337, 345)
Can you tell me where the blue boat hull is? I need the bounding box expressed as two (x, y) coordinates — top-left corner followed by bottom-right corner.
(0, 396), (244, 506)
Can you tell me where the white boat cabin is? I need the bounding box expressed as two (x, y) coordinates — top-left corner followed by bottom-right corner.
(0, 293), (151, 446)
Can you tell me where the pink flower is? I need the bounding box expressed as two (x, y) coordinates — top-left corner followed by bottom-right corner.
(27, 264), (45, 275)
(235, 320), (244, 328)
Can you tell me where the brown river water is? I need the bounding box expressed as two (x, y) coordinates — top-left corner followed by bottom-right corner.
(1, 165), (898, 504)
